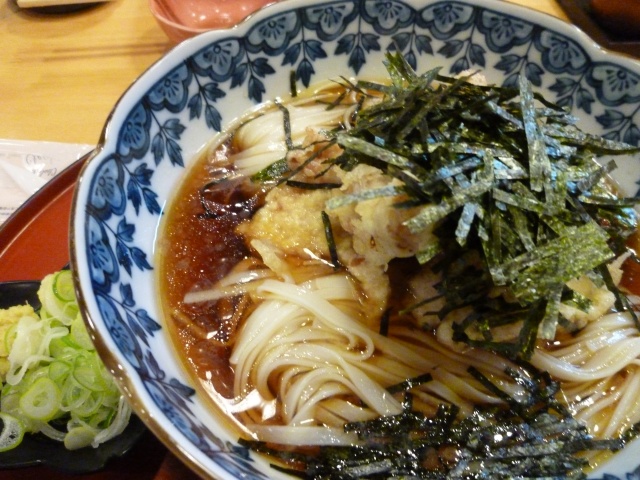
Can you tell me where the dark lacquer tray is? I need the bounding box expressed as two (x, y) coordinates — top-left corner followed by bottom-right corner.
(557, 0), (640, 58)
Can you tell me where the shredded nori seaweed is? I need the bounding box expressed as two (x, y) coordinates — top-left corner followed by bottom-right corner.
(241, 364), (630, 479)
(317, 52), (639, 359)
(241, 52), (640, 479)
(321, 210), (341, 271)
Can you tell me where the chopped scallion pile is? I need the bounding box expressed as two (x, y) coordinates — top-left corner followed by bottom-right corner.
(0, 269), (130, 451)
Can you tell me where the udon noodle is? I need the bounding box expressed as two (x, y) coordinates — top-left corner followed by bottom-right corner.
(158, 56), (640, 475)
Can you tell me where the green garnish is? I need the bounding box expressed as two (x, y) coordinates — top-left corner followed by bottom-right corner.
(321, 210), (341, 271)
(286, 180), (342, 190)
(250, 52), (639, 359)
(242, 364), (628, 479)
(251, 158), (289, 183)
(0, 270), (130, 451)
(325, 52), (639, 359)
(239, 53), (640, 479)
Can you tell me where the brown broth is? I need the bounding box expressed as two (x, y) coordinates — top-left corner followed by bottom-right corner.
(621, 230), (640, 296)
(156, 146), (260, 405)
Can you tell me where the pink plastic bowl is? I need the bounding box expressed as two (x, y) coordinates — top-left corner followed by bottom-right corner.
(150, 0), (280, 43)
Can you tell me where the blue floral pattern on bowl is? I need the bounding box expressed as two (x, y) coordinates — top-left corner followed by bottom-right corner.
(72, 0), (640, 478)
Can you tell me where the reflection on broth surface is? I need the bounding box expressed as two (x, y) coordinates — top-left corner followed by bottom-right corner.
(157, 54), (640, 477)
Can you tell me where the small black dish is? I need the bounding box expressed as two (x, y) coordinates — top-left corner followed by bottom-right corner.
(0, 278), (147, 473)
(0, 281), (41, 310)
(0, 417), (147, 474)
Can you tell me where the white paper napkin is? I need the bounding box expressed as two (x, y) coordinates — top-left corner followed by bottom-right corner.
(0, 139), (92, 225)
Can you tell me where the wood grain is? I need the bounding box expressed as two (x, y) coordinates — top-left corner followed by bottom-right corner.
(0, 1), (171, 145)
(0, 0), (565, 145)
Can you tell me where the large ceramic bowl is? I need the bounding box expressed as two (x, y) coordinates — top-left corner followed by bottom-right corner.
(71, 0), (640, 478)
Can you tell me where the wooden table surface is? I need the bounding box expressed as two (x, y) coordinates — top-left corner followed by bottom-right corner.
(0, 0), (568, 145)
(0, 0), (568, 479)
